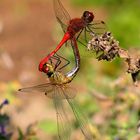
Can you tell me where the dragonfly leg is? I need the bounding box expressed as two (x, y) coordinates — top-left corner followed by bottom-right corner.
(50, 54), (62, 70)
(47, 53), (61, 70)
(84, 27), (95, 47)
(55, 53), (70, 70)
(76, 29), (88, 48)
(86, 26), (95, 34)
(49, 56), (53, 65)
(88, 21), (105, 26)
(49, 53), (70, 70)
(76, 29), (86, 46)
(77, 40), (87, 48)
(84, 27), (90, 43)
(76, 29), (83, 41)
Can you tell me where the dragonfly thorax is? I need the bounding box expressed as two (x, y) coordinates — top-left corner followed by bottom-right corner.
(43, 64), (72, 84)
(67, 18), (85, 37)
(49, 71), (72, 85)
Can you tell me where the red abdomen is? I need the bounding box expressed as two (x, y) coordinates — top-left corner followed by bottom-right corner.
(67, 18), (85, 37)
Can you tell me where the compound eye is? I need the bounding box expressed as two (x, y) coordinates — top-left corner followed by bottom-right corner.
(83, 11), (89, 17)
(83, 11), (94, 23)
(88, 13), (94, 22)
(41, 63), (49, 73)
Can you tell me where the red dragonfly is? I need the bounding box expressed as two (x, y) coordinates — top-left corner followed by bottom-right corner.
(39, 0), (105, 73)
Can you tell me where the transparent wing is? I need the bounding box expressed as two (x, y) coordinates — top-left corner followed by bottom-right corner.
(66, 98), (93, 140)
(53, 87), (72, 140)
(87, 20), (107, 35)
(61, 85), (77, 99)
(55, 87), (93, 139)
(18, 83), (76, 99)
(53, 0), (71, 33)
(18, 83), (54, 93)
(47, 85), (76, 99)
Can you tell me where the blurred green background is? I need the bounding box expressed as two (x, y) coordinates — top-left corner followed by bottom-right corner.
(0, 0), (140, 139)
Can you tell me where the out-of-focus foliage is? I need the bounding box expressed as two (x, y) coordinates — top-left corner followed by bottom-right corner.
(0, 99), (38, 140)
(38, 120), (57, 135)
(108, 6), (140, 48)
(72, 0), (139, 7)
(0, 81), (21, 104)
(17, 123), (38, 140)
(0, 99), (12, 140)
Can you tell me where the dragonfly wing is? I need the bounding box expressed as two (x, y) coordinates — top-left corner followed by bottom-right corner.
(60, 85), (76, 99)
(18, 83), (54, 94)
(88, 20), (107, 35)
(53, 87), (72, 140)
(47, 85), (76, 99)
(66, 98), (93, 140)
(53, 0), (71, 33)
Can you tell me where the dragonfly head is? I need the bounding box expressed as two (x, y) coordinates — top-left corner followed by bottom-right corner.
(82, 11), (94, 24)
(43, 63), (54, 77)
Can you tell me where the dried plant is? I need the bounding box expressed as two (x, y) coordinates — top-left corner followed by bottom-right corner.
(88, 32), (140, 85)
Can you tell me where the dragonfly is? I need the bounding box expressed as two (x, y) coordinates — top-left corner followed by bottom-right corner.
(19, 45), (93, 140)
(39, 0), (105, 73)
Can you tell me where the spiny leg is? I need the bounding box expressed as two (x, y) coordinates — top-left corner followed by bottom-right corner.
(76, 29), (83, 41)
(88, 21), (105, 26)
(76, 29), (88, 48)
(50, 54), (62, 70)
(49, 53), (70, 70)
(49, 55), (53, 65)
(55, 53), (70, 70)
(76, 28), (91, 48)
(84, 27), (91, 43)
(86, 26), (95, 34)
(84, 27), (94, 47)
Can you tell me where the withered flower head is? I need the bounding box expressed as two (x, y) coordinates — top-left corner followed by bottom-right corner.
(87, 32), (120, 61)
(87, 31), (140, 84)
